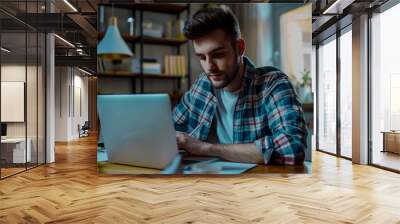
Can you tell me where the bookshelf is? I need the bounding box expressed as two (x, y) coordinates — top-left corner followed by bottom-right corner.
(98, 33), (188, 46)
(100, 3), (188, 14)
(97, 3), (191, 95)
(97, 72), (184, 80)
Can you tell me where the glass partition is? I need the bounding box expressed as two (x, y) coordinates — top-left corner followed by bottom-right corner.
(27, 31), (38, 169)
(38, 32), (45, 165)
(1, 30), (28, 177)
(339, 28), (352, 158)
(317, 36), (337, 155)
(0, 0), (46, 179)
(371, 3), (400, 171)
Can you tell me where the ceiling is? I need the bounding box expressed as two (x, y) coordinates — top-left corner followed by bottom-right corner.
(0, 0), (99, 71)
(312, 0), (390, 44)
(3, 0), (393, 70)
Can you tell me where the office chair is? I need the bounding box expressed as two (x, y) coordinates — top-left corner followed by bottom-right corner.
(78, 121), (90, 138)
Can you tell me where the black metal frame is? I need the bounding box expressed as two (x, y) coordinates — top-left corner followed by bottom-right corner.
(315, 44), (319, 152)
(336, 19), (341, 157)
(139, 6), (144, 93)
(367, 10), (373, 166)
(136, 3), (191, 93)
(98, 3), (192, 94)
(0, 0), (47, 180)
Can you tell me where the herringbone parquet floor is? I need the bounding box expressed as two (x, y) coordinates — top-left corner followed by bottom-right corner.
(1, 135), (400, 223)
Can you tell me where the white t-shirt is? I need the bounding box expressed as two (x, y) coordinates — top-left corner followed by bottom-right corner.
(214, 89), (239, 144)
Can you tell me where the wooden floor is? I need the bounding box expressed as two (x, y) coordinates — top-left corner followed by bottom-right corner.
(372, 150), (400, 171)
(1, 136), (400, 223)
(1, 167), (26, 178)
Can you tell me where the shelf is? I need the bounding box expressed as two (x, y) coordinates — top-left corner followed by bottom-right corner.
(142, 74), (186, 79)
(141, 3), (188, 14)
(97, 72), (186, 79)
(96, 72), (138, 78)
(98, 33), (188, 46)
(140, 36), (188, 46)
(102, 3), (188, 14)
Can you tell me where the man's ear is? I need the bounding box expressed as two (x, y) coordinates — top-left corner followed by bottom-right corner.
(237, 38), (245, 56)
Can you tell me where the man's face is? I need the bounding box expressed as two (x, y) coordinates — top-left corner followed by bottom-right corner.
(193, 29), (240, 89)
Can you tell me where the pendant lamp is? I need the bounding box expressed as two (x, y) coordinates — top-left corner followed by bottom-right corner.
(97, 16), (133, 60)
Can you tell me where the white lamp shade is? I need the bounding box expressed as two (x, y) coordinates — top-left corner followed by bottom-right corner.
(97, 17), (133, 60)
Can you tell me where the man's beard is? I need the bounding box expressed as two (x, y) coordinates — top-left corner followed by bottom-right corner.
(209, 56), (241, 89)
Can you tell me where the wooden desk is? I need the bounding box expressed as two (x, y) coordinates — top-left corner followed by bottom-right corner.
(1, 138), (32, 164)
(246, 162), (311, 174)
(98, 150), (311, 175)
(382, 131), (400, 154)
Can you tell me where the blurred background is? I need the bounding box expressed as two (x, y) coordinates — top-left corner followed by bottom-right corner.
(97, 3), (312, 106)
(96, 2), (313, 163)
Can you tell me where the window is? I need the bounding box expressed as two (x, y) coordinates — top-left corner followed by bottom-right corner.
(370, 2), (400, 171)
(339, 28), (352, 158)
(317, 36), (337, 154)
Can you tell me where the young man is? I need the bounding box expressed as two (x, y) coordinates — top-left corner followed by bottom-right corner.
(173, 6), (307, 165)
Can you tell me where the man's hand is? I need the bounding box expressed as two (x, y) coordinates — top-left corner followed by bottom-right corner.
(176, 132), (213, 156)
(176, 132), (264, 164)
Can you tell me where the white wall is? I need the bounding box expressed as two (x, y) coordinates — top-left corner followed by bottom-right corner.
(1, 65), (27, 141)
(1, 64), (45, 164)
(72, 72), (89, 138)
(352, 14), (369, 164)
(55, 67), (69, 141)
(1, 65), (38, 137)
(55, 67), (89, 141)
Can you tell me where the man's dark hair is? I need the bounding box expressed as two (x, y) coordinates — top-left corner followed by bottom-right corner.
(183, 5), (241, 43)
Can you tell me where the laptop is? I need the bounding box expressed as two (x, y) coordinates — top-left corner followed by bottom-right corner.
(97, 94), (179, 169)
(97, 94), (216, 170)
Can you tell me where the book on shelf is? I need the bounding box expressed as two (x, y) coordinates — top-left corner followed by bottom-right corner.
(175, 20), (185, 40)
(143, 21), (163, 38)
(164, 19), (186, 40)
(164, 21), (173, 39)
(163, 55), (187, 77)
(132, 58), (162, 75)
(143, 29), (163, 38)
(98, 57), (164, 75)
(143, 63), (162, 75)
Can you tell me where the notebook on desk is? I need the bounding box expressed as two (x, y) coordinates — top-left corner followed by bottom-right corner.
(183, 160), (257, 174)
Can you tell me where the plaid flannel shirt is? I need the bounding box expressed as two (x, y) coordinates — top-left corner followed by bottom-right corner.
(173, 57), (307, 165)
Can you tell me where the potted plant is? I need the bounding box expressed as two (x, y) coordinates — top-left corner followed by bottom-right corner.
(295, 69), (313, 104)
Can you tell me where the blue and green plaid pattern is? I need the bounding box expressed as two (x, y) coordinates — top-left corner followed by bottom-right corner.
(173, 58), (307, 165)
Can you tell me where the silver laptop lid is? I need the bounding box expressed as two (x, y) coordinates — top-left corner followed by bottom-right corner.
(97, 94), (179, 169)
